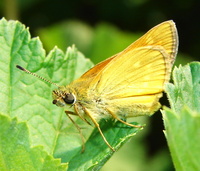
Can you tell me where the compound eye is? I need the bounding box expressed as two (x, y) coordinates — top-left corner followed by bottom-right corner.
(63, 93), (75, 104)
(52, 100), (57, 104)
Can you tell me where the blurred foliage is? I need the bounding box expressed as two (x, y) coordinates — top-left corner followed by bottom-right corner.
(0, 0), (199, 170)
(37, 21), (140, 64)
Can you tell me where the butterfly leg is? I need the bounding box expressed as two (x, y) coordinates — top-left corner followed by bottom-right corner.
(80, 105), (115, 152)
(65, 110), (85, 152)
(106, 108), (143, 128)
(74, 105), (92, 125)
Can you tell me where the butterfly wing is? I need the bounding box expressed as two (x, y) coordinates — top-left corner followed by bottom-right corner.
(86, 21), (178, 116)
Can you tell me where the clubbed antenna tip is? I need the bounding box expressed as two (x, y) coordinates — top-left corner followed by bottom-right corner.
(16, 65), (26, 71)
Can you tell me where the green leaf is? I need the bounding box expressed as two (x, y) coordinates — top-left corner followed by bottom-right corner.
(68, 120), (141, 171)
(0, 114), (68, 170)
(163, 62), (200, 171)
(0, 18), (142, 170)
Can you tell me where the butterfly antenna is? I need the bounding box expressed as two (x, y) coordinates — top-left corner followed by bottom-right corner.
(16, 65), (60, 87)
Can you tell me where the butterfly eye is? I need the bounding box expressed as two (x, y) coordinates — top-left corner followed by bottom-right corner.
(52, 100), (57, 104)
(63, 93), (75, 104)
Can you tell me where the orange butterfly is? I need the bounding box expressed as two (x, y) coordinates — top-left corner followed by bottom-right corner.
(17, 20), (178, 152)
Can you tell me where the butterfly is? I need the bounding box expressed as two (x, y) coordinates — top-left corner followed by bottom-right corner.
(17, 20), (178, 152)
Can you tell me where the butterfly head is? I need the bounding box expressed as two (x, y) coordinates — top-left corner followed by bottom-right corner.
(52, 87), (76, 107)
